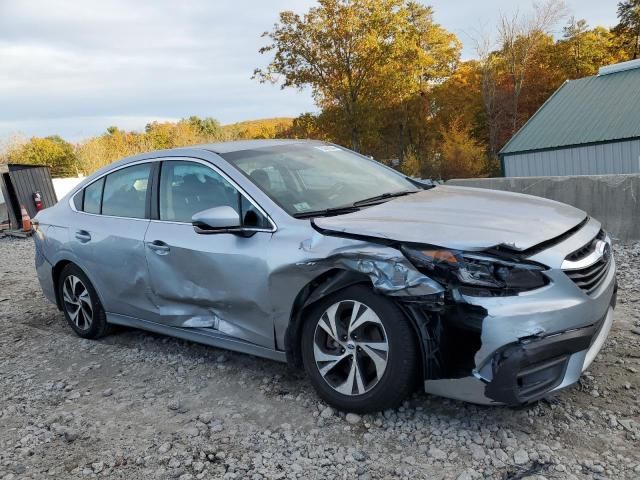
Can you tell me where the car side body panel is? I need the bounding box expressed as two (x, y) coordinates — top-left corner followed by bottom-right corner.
(143, 220), (277, 347)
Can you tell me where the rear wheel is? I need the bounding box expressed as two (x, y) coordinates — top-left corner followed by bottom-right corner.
(301, 284), (418, 413)
(58, 264), (109, 339)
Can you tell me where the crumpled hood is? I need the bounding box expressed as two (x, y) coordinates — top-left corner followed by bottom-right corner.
(313, 185), (587, 251)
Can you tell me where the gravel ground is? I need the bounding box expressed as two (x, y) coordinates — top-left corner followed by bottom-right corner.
(0, 237), (639, 480)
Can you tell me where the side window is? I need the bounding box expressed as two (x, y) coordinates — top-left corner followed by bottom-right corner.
(82, 177), (104, 214)
(240, 195), (271, 229)
(102, 164), (151, 218)
(159, 161), (270, 228)
(73, 190), (83, 211)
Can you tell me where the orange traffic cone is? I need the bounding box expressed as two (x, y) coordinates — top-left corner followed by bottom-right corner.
(20, 205), (32, 232)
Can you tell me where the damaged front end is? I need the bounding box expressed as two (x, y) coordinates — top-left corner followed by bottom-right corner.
(302, 215), (617, 406)
(396, 227), (617, 405)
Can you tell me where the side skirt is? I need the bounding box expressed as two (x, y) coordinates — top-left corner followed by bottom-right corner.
(107, 313), (287, 363)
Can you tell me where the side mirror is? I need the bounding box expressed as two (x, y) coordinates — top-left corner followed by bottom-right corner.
(192, 206), (241, 233)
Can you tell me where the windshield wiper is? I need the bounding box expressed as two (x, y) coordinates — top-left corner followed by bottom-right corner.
(352, 190), (418, 207)
(293, 190), (418, 219)
(292, 205), (362, 219)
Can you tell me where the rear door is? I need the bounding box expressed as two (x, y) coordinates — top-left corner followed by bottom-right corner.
(143, 158), (277, 348)
(69, 161), (156, 320)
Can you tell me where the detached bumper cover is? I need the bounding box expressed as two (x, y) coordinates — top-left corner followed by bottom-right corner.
(484, 301), (615, 404)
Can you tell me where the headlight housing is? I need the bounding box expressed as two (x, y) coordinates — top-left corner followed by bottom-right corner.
(401, 246), (549, 295)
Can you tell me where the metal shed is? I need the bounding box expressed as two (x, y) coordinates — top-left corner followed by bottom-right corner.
(499, 59), (640, 177)
(0, 164), (57, 229)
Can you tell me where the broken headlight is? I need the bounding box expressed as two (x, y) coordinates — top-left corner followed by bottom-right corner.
(401, 247), (549, 293)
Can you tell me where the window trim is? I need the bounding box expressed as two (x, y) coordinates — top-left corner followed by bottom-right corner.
(153, 158), (277, 233)
(81, 176), (105, 215)
(69, 157), (277, 232)
(69, 159), (156, 222)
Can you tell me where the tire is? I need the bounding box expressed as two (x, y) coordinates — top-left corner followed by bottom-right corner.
(301, 284), (418, 413)
(58, 264), (109, 339)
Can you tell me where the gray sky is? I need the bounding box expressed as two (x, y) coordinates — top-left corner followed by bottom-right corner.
(0, 0), (619, 142)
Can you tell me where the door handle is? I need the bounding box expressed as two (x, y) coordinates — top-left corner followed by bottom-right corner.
(146, 240), (170, 254)
(75, 230), (91, 243)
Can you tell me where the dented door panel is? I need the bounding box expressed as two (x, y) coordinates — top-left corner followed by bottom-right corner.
(143, 221), (276, 348)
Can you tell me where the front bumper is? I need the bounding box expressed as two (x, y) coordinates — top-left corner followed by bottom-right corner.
(483, 302), (614, 404)
(423, 232), (617, 405)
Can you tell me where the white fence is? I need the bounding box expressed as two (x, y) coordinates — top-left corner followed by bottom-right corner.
(52, 177), (84, 200)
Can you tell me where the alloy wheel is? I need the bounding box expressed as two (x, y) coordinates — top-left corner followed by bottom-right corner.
(62, 275), (93, 331)
(313, 300), (389, 396)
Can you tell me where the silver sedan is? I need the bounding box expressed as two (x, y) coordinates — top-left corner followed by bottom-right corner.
(34, 139), (616, 412)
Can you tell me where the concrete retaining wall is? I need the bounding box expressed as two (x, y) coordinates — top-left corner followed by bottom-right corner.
(447, 174), (640, 242)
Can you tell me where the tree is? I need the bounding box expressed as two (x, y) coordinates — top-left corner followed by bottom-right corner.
(400, 146), (422, 177)
(254, 0), (460, 152)
(563, 17), (590, 75)
(472, 33), (501, 158)
(438, 118), (487, 180)
(184, 116), (223, 139)
(560, 19), (621, 77)
(614, 0), (640, 59)
(7, 136), (78, 177)
(497, 0), (567, 134)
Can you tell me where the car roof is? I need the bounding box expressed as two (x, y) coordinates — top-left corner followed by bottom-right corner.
(120, 139), (327, 164)
(72, 139), (328, 194)
(195, 138), (324, 154)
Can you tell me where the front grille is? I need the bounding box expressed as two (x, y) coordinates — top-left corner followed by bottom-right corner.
(563, 229), (611, 295)
(565, 229), (605, 262)
(565, 256), (611, 294)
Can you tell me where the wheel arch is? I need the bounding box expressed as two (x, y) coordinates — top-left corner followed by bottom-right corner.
(52, 260), (105, 312)
(284, 268), (427, 382)
(52, 260), (73, 310)
(284, 268), (369, 367)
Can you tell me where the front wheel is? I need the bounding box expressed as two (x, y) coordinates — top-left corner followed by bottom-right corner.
(301, 284), (418, 413)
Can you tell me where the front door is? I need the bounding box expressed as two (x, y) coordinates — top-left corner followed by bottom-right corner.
(143, 159), (276, 348)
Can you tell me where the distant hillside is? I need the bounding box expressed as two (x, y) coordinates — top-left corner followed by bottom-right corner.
(1, 116), (299, 176)
(222, 117), (294, 139)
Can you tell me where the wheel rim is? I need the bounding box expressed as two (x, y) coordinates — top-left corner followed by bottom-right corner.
(313, 300), (389, 396)
(62, 275), (93, 331)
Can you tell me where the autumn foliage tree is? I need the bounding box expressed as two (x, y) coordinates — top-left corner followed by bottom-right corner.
(5, 135), (78, 177)
(75, 117), (292, 175)
(255, 0), (460, 154)
(1, 0), (634, 180)
(438, 119), (487, 180)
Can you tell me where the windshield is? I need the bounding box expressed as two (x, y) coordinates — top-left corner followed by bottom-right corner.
(221, 143), (417, 216)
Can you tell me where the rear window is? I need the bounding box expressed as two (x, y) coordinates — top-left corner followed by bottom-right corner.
(101, 164), (151, 219)
(82, 178), (104, 214)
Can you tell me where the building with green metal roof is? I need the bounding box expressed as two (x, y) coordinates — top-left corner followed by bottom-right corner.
(499, 59), (640, 177)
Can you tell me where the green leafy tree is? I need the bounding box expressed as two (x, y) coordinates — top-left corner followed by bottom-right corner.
(560, 19), (621, 77)
(614, 0), (640, 59)
(184, 116), (223, 139)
